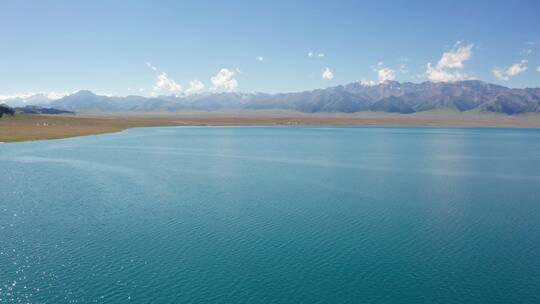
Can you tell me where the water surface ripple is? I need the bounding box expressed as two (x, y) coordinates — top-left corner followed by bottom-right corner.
(1, 126), (539, 303)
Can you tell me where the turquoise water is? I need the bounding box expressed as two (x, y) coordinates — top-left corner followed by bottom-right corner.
(1, 126), (540, 303)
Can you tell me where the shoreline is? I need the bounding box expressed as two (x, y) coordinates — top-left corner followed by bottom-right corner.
(1, 112), (540, 143)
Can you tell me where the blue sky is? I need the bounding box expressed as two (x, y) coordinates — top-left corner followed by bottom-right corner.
(1, 0), (539, 98)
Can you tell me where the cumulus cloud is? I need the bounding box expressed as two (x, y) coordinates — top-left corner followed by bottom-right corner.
(360, 66), (396, 86)
(493, 60), (528, 81)
(426, 42), (474, 82)
(256, 56), (264, 61)
(492, 69), (509, 81)
(537, 66), (540, 72)
(438, 43), (473, 69)
(322, 67), (334, 80)
(153, 73), (182, 94)
(378, 68), (396, 82)
(426, 63), (472, 82)
(147, 62), (182, 94)
(308, 51), (325, 58)
(211, 68), (238, 92)
(146, 62), (157, 71)
(508, 61), (528, 76)
(185, 80), (205, 95)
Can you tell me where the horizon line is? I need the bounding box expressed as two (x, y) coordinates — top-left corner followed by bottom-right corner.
(2, 79), (539, 103)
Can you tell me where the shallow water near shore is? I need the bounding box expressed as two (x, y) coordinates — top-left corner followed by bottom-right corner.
(1, 126), (539, 303)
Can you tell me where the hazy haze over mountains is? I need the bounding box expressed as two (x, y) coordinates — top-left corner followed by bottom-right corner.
(3, 80), (540, 115)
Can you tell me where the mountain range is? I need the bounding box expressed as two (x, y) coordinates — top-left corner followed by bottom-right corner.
(4, 80), (540, 115)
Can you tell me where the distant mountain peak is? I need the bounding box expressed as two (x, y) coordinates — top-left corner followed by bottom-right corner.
(8, 80), (540, 115)
(72, 90), (97, 97)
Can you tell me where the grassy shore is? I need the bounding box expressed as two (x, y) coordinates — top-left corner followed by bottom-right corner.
(1, 112), (540, 143)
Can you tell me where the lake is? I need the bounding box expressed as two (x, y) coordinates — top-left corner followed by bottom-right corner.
(1, 126), (539, 303)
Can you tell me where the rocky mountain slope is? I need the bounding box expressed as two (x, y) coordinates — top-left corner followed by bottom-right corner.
(8, 80), (540, 115)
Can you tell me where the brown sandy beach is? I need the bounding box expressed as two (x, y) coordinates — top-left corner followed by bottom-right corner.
(1, 112), (540, 143)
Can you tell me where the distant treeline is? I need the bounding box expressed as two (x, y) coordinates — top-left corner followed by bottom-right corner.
(0, 105), (15, 117)
(0, 105), (74, 117)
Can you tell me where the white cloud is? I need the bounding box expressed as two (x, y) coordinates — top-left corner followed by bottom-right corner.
(308, 51), (325, 58)
(523, 44), (538, 55)
(492, 60), (528, 81)
(507, 61), (527, 76)
(398, 57), (409, 74)
(146, 62), (157, 71)
(185, 80), (205, 95)
(427, 63), (472, 82)
(97, 92), (115, 97)
(492, 68), (508, 81)
(256, 56), (264, 61)
(438, 43), (473, 69)
(426, 42), (474, 82)
(360, 66), (396, 86)
(537, 66), (540, 72)
(360, 79), (378, 86)
(378, 68), (396, 82)
(153, 73), (182, 94)
(45, 92), (69, 99)
(322, 67), (334, 80)
(211, 68), (238, 92)
(0, 93), (32, 101)
(0, 91), (70, 104)
(399, 63), (408, 73)
(147, 62), (182, 94)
